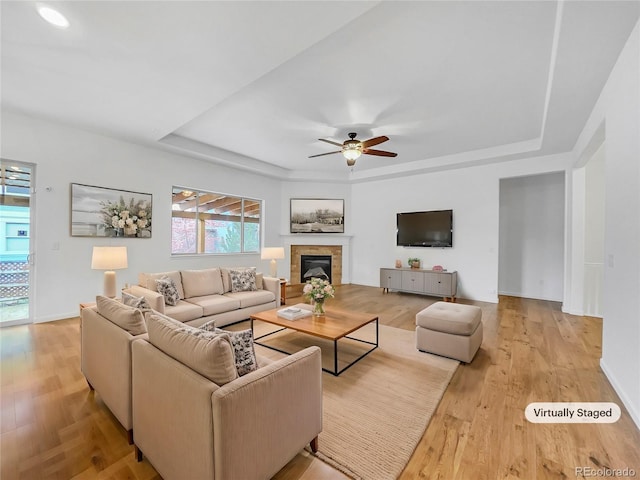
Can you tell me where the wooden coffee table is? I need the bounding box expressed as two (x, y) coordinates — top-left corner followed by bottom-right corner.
(250, 306), (379, 376)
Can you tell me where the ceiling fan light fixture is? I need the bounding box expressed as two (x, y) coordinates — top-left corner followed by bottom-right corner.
(37, 4), (70, 28)
(346, 158), (357, 167)
(342, 143), (362, 161)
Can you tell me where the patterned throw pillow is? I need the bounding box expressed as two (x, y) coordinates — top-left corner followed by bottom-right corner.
(156, 276), (180, 306)
(200, 321), (257, 376)
(122, 291), (151, 310)
(229, 267), (258, 293)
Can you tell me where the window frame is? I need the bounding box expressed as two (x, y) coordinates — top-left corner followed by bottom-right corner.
(171, 186), (262, 256)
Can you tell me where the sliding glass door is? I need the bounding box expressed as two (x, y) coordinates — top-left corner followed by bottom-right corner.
(0, 159), (34, 326)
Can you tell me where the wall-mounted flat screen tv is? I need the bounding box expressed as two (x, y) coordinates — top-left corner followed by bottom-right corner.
(397, 209), (453, 247)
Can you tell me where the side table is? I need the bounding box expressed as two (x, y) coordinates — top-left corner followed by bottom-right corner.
(279, 278), (287, 305)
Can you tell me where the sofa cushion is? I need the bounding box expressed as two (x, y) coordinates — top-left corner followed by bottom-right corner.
(201, 321), (258, 376)
(96, 295), (147, 336)
(164, 300), (204, 322)
(156, 276), (180, 306)
(229, 267), (258, 292)
(181, 268), (224, 298)
(147, 314), (238, 385)
(223, 290), (276, 309)
(186, 295), (240, 316)
(140, 271), (185, 299)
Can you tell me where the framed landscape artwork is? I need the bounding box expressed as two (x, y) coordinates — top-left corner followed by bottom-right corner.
(70, 183), (152, 238)
(290, 198), (344, 233)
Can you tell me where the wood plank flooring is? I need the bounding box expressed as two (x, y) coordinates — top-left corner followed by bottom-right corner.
(1, 285), (639, 479)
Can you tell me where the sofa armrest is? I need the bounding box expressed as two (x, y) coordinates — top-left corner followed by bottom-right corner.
(212, 346), (322, 480)
(81, 307), (147, 431)
(124, 285), (165, 313)
(262, 275), (281, 307)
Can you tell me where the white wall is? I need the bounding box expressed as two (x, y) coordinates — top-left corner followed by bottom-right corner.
(498, 172), (565, 301)
(349, 155), (573, 303)
(1, 111), (283, 322)
(583, 143), (605, 316)
(573, 20), (640, 428)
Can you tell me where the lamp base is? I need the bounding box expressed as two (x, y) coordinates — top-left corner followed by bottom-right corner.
(269, 259), (277, 278)
(103, 270), (117, 298)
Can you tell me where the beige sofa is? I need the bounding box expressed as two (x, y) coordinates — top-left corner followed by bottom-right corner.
(81, 296), (149, 443)
(124, 267), (280, 328)
(132, 314), (323, 480)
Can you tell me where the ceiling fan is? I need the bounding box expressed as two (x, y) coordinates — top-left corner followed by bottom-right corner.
(309, 132), (397, 167)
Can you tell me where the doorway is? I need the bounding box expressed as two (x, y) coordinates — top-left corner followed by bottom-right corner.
(1, 159), (35, 326)
(498, 172), (565, 301)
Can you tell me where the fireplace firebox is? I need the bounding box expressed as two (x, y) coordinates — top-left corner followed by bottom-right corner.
(301, 255), (332, 283)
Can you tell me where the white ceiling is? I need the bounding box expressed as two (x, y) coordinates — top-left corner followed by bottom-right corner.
(2, 1), (639, 183)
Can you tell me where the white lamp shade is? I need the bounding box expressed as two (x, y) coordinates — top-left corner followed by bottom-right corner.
(91, 246), (128, 270)
(261, 247), (285, 260)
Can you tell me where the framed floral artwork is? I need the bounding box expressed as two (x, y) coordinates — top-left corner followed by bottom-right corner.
(70, 183), (152, 238)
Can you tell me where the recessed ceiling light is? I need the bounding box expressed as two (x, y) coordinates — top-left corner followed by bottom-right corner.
(37, 4), (69, 29)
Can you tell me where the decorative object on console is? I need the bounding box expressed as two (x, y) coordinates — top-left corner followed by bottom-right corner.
(432, 265), (444, 272)
(290, 198), (344, 233)
(408, 257), (421, 269)
(303, 277), (335, 316)
(395, 259), (402, 268)
(91, 246), (128, 298)
(261, 247), (285, 277)
(71, 183), (152, 238)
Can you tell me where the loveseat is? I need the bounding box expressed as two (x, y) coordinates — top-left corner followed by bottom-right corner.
(123, 267), (280, 328)
(132, 313), (323, 480)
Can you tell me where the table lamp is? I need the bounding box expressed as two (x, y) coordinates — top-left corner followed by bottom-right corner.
(261, 247), (285, 277)
(91, 246), (128, 298)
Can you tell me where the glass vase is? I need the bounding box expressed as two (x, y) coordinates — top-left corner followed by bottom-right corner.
(312, 300), (325, 316)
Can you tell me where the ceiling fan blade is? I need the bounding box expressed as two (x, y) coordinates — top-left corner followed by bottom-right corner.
(363, 148), (397, 157)
(318, 138), (344, 147)
(360, 136), (389, 148)
(308, 151), (341, 158)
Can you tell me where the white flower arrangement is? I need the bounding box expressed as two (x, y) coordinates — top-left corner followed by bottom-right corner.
(303, 277), (335, 303)
(101, 197), (151, 237)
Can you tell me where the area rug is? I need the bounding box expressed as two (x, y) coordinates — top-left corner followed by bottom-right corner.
(253, 322), (459, 480)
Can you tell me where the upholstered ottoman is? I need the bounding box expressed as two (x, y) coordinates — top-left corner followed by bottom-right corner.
(415, 302), (483, 363)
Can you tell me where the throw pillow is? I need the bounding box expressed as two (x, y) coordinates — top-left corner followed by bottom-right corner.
(199, 320), (257, 376)
(229, 267), (258, 293)
(122, 291), (151, 310)
(218, 327), (258, 376)
(156, 276), (180, 306)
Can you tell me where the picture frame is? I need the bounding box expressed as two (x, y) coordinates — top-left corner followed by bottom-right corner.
(290, 198), (344, 233)
(70, 183), (152, 238)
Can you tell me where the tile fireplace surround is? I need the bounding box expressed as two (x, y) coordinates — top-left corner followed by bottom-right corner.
(291, 245), (342, 287)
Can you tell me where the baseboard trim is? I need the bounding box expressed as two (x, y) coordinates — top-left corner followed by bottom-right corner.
(600, 358), (640, 431)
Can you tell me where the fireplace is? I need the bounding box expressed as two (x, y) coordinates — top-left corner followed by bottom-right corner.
(301, 255), (332, 283)
(289, 245), (343, 294)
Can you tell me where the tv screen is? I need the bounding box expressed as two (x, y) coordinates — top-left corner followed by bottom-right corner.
(397, 210), (453, 247)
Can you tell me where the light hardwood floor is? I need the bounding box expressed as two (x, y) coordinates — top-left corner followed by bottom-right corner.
(1, 285), (639, 479)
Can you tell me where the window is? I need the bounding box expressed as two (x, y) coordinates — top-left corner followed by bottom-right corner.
(171, 187), (261, 255)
